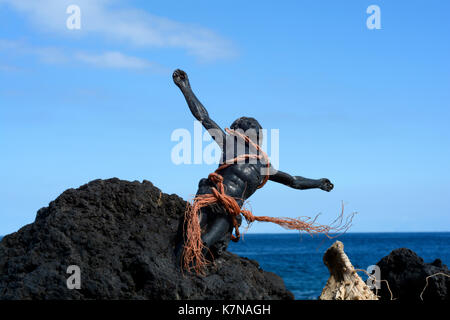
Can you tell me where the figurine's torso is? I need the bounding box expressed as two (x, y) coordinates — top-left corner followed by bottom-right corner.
(197, 137), (267, 205)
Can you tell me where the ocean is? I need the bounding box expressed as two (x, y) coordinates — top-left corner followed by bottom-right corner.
(1, 232), (449, 300)
(228, 232), (450, 300)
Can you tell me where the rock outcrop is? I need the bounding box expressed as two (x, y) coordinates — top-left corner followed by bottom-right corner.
(376, 248), (449, 301)
(0, 178), (294, 300)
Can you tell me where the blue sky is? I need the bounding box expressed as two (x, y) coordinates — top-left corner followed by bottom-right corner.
(1, 0), (449, 235)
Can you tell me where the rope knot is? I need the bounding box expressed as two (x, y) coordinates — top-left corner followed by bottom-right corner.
(208, 172), (223, 184)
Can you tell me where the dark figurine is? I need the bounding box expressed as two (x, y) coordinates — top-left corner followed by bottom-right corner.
(172, 69), (334, 269)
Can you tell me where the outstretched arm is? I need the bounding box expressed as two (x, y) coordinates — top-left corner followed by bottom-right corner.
(269, 169), (334, 192)
(173, 69), (226, 149)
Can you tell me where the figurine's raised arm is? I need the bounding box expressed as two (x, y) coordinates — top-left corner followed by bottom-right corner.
(173, 69), (226, 149)
(269, 169), (334, 192)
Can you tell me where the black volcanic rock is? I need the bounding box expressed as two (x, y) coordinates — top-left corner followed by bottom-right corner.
(0, 178), (293, 300)
(376, 248), (449, 301)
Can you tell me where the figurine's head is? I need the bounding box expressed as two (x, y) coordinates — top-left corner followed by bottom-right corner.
(230, 117), (263, 145)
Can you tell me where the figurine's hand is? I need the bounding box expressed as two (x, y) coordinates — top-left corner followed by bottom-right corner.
(172, 69), (190, 89)
(319, 178), (334, 192)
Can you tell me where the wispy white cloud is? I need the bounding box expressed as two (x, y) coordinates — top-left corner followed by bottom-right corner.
(0, 38), (158, 71)
(74, 51), (153, 69)
(0, 64), (22, 72)
(0, 0), (237, 61)
(0, 38), (69, 64)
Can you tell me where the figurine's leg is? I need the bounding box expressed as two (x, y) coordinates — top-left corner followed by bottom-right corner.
(174, 202), (209, 266)
(202, 212), (242, 257)
(174, 205), (223, 265)
(197, 180), (213, 230)
(199, 208), (208, 229)
(201, 214), (231, 250)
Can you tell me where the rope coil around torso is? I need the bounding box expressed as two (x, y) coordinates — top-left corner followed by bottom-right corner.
(182, 128), (269, 274)
(207, 128), (270, 241)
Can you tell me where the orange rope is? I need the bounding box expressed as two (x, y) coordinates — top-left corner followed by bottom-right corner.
(181, 128), (350, 275)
